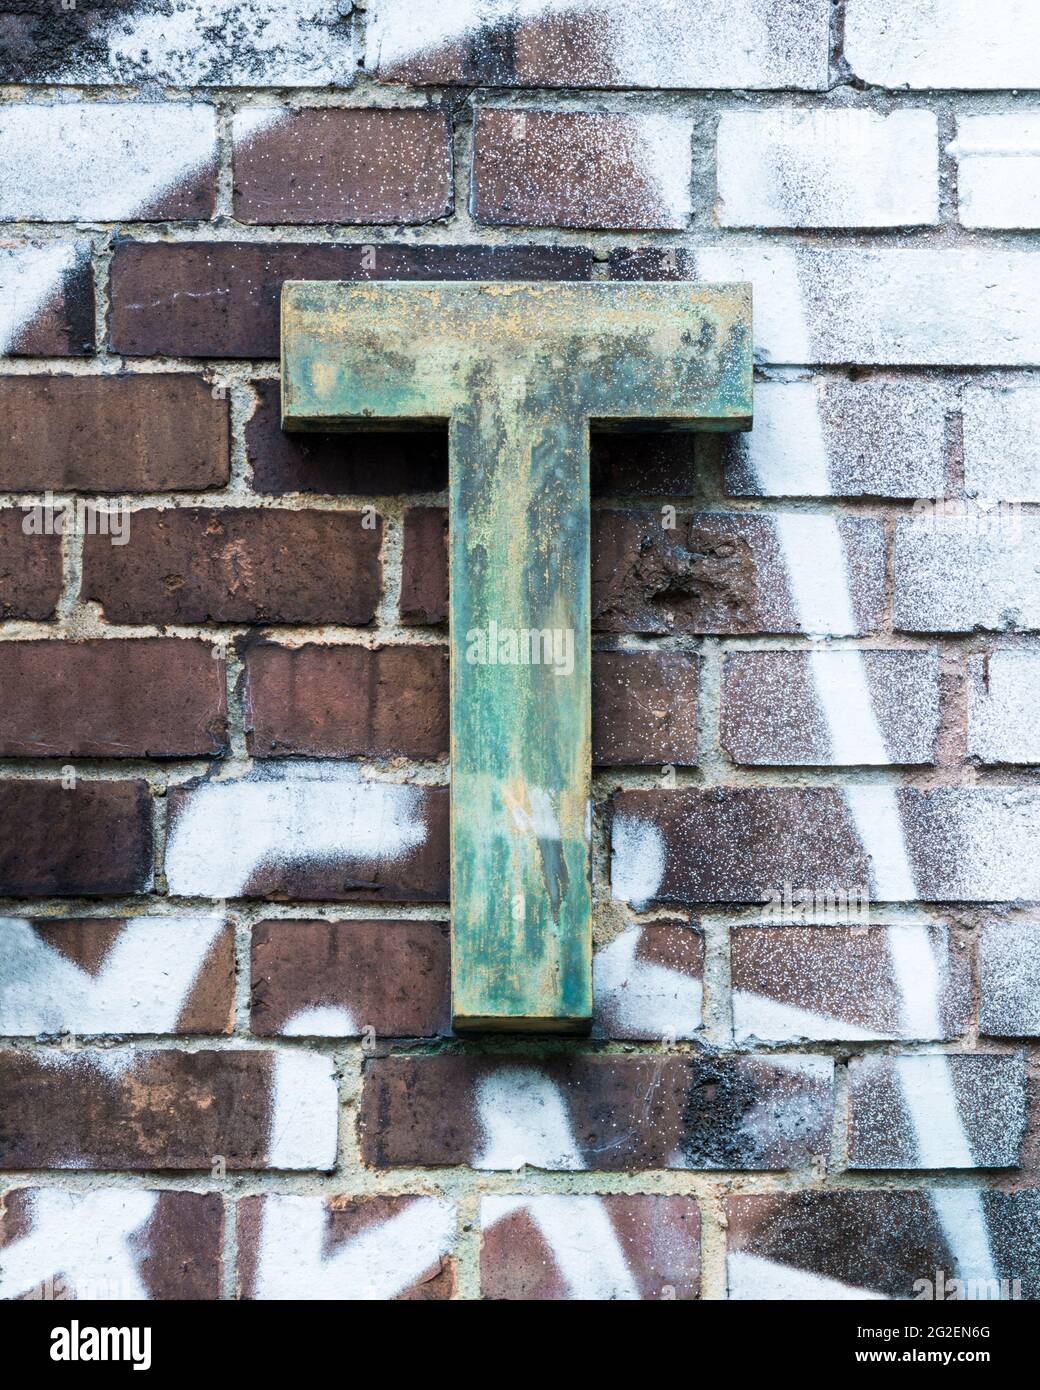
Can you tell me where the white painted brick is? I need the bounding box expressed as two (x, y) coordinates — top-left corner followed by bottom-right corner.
(717, 109), (938, 228)
(726, 377), (948, 497)
(954, 115), (1040, 229)
(969, 651), (1040, 763)
(846, 0), (1040, 89)
(683, 247), (1040, 367)
(980, 923), (1040, 1036)
(964, 385), (1040, 501)
(895, 516), (1040, 632)
(368, 0), (831, 90)
(0, 104), (216, 222)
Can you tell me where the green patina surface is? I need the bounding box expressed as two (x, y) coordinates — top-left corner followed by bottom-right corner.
(281, 280), (752, 1033)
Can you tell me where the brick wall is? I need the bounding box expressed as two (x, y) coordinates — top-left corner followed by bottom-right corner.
(1, 0), (1039, 1302)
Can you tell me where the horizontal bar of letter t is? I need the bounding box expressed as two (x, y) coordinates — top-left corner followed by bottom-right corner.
(281, 280), (752, 1032)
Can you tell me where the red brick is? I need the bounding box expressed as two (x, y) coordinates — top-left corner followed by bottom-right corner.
(0, 375), (229, 492)
(0, 917), (234, 1036)
(247, 379), (447, 496)
(1, 1188), (223, 1300)
(400, 506), (448, 625)
(237, 1194), (456, 1299)
(233, 108), (452, 224)
(244, 642), (448, 758)
(108, 242), (592, 358)
(0, 779), (152, 896)
(81, 508), (381, 625)
(472, 108), (691, 230)
(592, 921), (703, 1040)
(0, 640), (226, 757)
(0, 1047), (336, 1170)
(593, 650), (698, 765)
(0, 243), (94, 356)
(0, 509), (62, 619)
(360, 1054), (832, 1170)
(726, 1191), (1040, 1299)
(250, 918), (450, 1037)
(480, 1194), (700, 1299)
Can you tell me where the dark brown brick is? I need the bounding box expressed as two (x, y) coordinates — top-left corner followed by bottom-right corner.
(233, 108), (452, 224)
(481, 1194), (700, 1299)
(0, 1048), (331, 1170)
(0, 779), (152, 896)
(108, 242), (592, 358)
(0, 1188), (223, 1300)
(591, 432), (703, 497)
(593, 649), (698, 765)
(247, 379), (447, 496)
(1, 243), (94, 356)
(0, 509), (62, 619)
(0, 375), (229, 492)
(81, 508), (381, 625)
(471, 109), (691, 230)
(0, 640), (226, 757)
(400, 505), (448, 625)
(250, 918), (450, 1037)
(244, 642), (448, 758)
(237, 1194), (456, 1299)
(360, 1054), (832, 1170)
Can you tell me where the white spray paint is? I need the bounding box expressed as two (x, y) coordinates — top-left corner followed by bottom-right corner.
(610, 815), (665, 910)
(732, 990), (884, 1044)
(481, 1194), (640, 1298)
(474, 1065), (583, 1170)
(0, 1189), (156, 1300)
(0, 916), (224, 1035)
(253, 1194), (455, 1299)
(0, 104), (217, 221)
(593, 926), (702, 1039)
(281, 1004), (357, 1037)
(728, 1250), (887, 1301)
(266, 1050), (339, 1170)
(164, 762), (428, 898)
(0, 243), (82, 355)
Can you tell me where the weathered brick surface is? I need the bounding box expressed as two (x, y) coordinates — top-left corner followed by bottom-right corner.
(955, 115), (1040, 229)
(720, 650), (940, 766)
(233, 108), (452, 225)
(894, 517), (1040, 633)
(969, 651), (1040, 764)
(0, 104), (216, 221)
(0, 1047), (336, 1170)
(0, 780), (153, 897)
(612, 787), (1040, 905)
(731, 925), (969, 1044)
(247, 379), (447, 496)
(980, 924), (1040, 1038)
(245, 642), (448, 759)
(723, 377), (949, 499)
(399, 506), (448, 626)
(0, 1188), (223, 1300)
(848, 1054), (1026, 1170)
(81, 509), (381, 625)
(250, 918), (450, 1037)
(592, 922), (703, 1041)
(0, 916), (234, 1036)
(717, 110), (938, 228)
(0, 242), (95, 356)
(964, 385), (1040, 501)
(360, 1054), (832, 1170)
(727, 1191), (1040, 1300)
(0, 510), (63, 620)
(0, 640), (226, 757)
(109, 242), (592, 358)
(845, 0), (1040, 89)
(472, 109), (692, 230)
(480, 1195), (700, 1300)
(165, 764), (449, 901)
(237, 1195), (455, 1299)
(0, 375), (229, 493)
(592, 650), (699, 765)
(368, 0), (830, 90)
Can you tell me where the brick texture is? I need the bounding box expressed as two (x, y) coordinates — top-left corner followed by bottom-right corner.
(0, 242), (95, 356)
(0, 510), (63, 619)
(0, 375), (229, 492)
